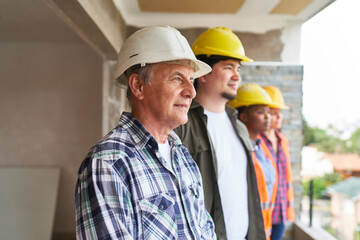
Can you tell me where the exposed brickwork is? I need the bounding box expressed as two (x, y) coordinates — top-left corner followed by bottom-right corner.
(241, 63), (304, 239)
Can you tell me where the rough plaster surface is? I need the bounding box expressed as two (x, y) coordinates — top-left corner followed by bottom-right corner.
(0, 42), (102, 233)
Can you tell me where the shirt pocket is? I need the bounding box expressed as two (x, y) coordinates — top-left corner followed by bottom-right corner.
(138, 193), (178, 240)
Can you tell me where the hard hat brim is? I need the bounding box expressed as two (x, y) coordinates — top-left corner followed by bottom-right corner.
(269, 103), (290, 110)
(114, 59), (212, 88)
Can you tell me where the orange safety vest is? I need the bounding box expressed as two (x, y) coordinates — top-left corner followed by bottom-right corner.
(252, 141), (278, 240)
(260, 131), (295, 222)
(277, 132), (295, 221)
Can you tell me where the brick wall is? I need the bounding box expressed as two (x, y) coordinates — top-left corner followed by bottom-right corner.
(241, 63), (304, 238)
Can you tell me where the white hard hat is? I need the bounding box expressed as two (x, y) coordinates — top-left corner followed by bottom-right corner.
(114, 26), (212, 87)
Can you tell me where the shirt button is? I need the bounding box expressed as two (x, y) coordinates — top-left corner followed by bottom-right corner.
(206, 222), (211, 229)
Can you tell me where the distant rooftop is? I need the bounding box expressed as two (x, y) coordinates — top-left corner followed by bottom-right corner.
(327, 177), (360, 200)
(324, 153), (360, 172)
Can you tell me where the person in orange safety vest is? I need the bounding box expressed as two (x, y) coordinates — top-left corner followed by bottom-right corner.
(228, 83), (278, 239)
(260, 86), (295, 240)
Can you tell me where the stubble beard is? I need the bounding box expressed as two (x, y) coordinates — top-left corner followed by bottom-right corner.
(221, 92), (237, 101)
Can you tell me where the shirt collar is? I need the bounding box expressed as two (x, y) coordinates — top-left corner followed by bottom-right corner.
(274, 129), (282, 143)
(168, 131), (182, 146)
(251, 138), (262, 148)
(119, 112), (182, 149)
(255, 137), (262, 146)
(261, 130), (282, 143)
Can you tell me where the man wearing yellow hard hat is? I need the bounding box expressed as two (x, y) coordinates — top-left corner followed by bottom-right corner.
(175, 27), (265, 240)
(259, 86), (295, 240)
(228, 83), (278, 240)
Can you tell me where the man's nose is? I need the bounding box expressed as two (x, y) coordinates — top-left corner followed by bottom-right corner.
(183, 79), (196, 99)
(232, 70), (241, 82)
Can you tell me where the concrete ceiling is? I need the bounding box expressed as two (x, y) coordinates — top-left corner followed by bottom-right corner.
(114, 0), (335, 33)
(0, 0), (336, 58)
(0, 0), (83, 43)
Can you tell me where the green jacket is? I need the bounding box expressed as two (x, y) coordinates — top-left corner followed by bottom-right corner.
(174, 100), (266, 240)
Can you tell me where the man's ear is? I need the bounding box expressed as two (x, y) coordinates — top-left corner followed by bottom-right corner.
(128, 73), (144, 100)
(239, 112), (248, 123)
(197, 74), (208, 83)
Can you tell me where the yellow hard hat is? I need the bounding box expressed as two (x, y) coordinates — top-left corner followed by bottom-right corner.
(262, 86), (289, 109)
(228, 83), (272, 109)
(192, 27), (253, 62)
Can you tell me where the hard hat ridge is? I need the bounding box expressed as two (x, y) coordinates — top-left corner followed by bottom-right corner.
(262, 86), (289, 109)
(192, 27), (253, 62)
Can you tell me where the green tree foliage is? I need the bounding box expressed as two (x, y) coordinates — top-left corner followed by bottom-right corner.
(303, 178), (327, 198)
(303, 119), (315, 146)
(323, 172), (342, 185)
(302, 172), (342, 198)
(349, 128), (360, 155)
(303, 119), (355, 154)
(303, 119), (331, 146)
(317, 137), (347, 153)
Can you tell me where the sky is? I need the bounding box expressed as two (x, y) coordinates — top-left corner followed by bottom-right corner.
(300, 0), (360, 129)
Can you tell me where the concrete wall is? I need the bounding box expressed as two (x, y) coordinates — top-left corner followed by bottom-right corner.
(0, 41), (103, 234)
(102, 60), (131, 134)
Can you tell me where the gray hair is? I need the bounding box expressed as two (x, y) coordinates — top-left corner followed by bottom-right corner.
(126, 64), (156, 103)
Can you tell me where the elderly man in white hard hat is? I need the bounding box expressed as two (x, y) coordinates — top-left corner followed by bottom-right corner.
(75, 26), (215, 239)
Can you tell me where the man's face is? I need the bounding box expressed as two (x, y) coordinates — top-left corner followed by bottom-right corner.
(241, 105), (271, 133)
(269, 107), (283, 130)
(202, 59), (241, 100)
(142, 63), (196, 129)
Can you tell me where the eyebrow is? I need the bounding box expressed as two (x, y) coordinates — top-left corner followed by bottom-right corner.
(224, 62), (241, 68)
(170, 71), (194, 80)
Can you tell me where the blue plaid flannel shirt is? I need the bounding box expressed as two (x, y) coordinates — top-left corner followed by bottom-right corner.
(75, 112), (216, 239)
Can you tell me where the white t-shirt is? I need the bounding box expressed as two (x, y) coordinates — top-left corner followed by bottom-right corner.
(158, 140), (173, 171)
(205, 110), (249, 240)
